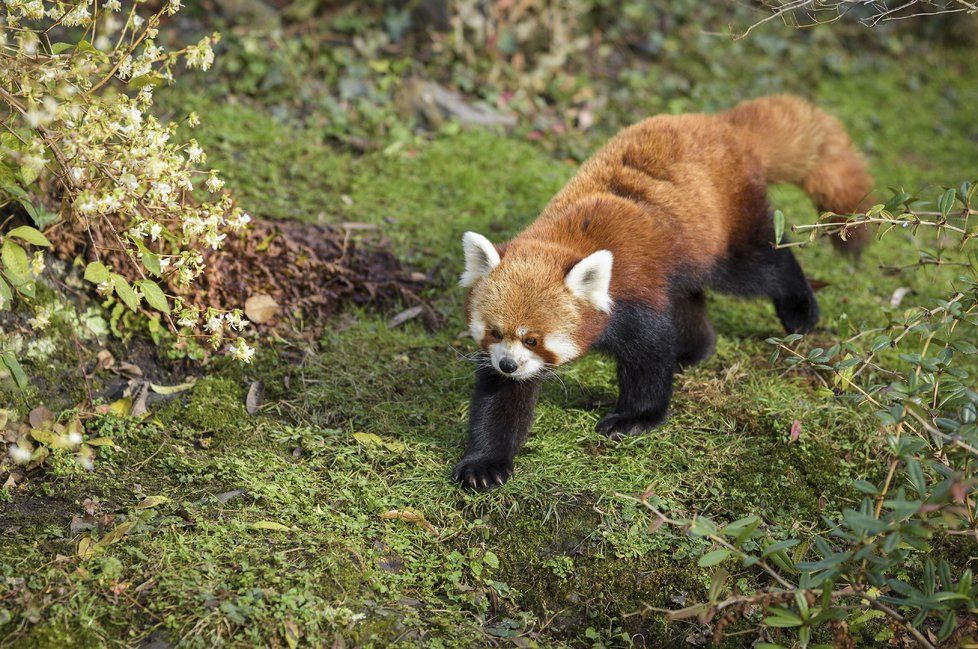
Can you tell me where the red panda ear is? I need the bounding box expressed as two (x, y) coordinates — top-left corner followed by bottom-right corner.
(565, 250), (614, 313)
(460, 232), (501, 287)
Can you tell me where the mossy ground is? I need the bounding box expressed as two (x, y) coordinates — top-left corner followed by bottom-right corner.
(2, 17), (978, 649)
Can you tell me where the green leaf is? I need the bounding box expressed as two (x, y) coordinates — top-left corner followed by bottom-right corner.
(1, 239), (30, 284)
(905, 459), (926, 494)
(854, 479), (879, 495)
(6, 225), (51, 247)
(128, 73), (165, 90)
(953, 340), (977, 354)
(111, 274), (140, 312)
(938, 188), (956, 217)
(773, 210), (785, 245)
(50, 42), (74, 54)
(84, 261), (110, 284)
(764, 610), (803, 628)
(137, 280), (170, 313)
(762, 539), (800, 557)
(1, 352), (27, 389)
(141, 251), (162, 277)
(0, 275), (11, 308)
(483, 551), (500, 569)
(698, 548), (731, 567)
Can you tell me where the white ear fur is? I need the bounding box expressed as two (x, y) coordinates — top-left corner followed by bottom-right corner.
(565, 250), (614, 313)
(459, 231), (501, 287)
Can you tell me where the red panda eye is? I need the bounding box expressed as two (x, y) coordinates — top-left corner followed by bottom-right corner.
(523, 337), (537, 348)
(490, 329), (503, 340)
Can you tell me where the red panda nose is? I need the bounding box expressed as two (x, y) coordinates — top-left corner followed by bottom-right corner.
(498, 357), (519, 374)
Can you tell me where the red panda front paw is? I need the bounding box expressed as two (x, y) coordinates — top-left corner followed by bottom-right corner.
(595, 411), (666, 440)
(452, 456), (513, 490)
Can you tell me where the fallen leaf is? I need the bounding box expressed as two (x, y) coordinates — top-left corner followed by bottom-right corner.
(136, 495), (170, 510)
(95, 520), (135, 549)
(150, 379), (197, 395)
(108, 398), (132, 416)
(250, 520), (293, 532)
(353, 432), (405, 453)
(283, 618), (301, 649)
(789, 419), (802, 442)
(130, 381), (150, 418)
(28, 406), (53, 429)
(115, 362), (143, 378)
(246, 381), (263, 415)
(245, 294), (279, 324)
(214, 489), (247, 504)
(380, 509), (436, 532)
(85, 437), (118, 447)
(77, 535), (96, 559)
(95, 349), (115, 371)
(890, 286), (911, 308)
(388, 305), (424, 328)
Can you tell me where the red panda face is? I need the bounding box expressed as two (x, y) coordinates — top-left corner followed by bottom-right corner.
(460, 232), (613, 380)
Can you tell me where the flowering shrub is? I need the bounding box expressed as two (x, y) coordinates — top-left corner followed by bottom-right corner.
(0, 0), (255, 364)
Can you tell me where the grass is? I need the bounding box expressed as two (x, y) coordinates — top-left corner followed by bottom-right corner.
(2, 21), (978, 649)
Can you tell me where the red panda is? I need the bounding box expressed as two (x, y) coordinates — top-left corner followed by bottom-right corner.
(454, 94), (875, 490)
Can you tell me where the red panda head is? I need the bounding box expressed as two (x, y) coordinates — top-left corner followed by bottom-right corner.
(460, 231), (613, 380)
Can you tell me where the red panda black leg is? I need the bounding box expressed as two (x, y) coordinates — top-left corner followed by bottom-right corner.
(673, 290), (716, 367)
(712, 243), (820, 335)
(593, 302), (677, 440)
(453, 364), (542, 490)
(768, 248), (820, 334)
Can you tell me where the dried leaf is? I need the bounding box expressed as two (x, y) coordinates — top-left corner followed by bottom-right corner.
(115, 362), (143, 378)
(283, 619), (301, 649)
(28, 406), (53, 429)
(250, 520), (293, 532)
(136, 495), (170, 510)
(380, 509), (435, 532)
(789, 419), (802, 442)
(85, 437), (118, 447)
(246, 381), (263, 415)
(95, 349), (115, 371)
(244, 294), (279, 324)
(388, 305), (424, 328)
(130, 381), (150, 418)
(95, 520), (135, 549)
(340, 222), (379, 231)
(150, 379), (197, 395)
(77, 535), (96, 559)
(890, 286), (911, 308)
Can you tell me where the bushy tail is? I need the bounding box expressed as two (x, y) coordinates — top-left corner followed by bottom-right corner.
(723, 94), (874, 254)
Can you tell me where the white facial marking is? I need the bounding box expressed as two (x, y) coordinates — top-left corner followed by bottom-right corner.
(459, 231), (500, 287)
(468, 310), (486, 343)
(489, 340), (544, 381)
(565, 249), (614, 313)
(545, 332), (581, 364)
(516, 326), (527, 337)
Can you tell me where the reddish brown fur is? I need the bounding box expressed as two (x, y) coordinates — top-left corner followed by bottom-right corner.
(467, 95), (874, 356)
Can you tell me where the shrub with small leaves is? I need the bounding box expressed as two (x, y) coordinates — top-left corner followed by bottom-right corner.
(0, 0), (256, 366)
(633, 181), (978, 648)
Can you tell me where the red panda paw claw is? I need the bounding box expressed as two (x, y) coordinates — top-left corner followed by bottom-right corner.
(596, 412), (666, 440)
(452, 457), (513, 490)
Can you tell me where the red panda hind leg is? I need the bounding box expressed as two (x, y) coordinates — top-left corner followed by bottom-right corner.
(673, 290), (717, 367)
(710, 241), (820, 334)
